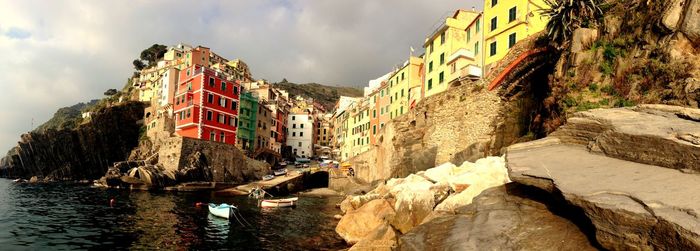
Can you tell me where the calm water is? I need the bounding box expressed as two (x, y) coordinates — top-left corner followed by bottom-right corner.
(0, 178), (347, 250)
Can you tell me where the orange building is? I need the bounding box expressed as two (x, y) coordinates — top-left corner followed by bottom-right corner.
(369, 81), (391, 145)
(172, 65), (241, 145)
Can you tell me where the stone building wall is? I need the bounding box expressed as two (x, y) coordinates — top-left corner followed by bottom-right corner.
(158, 137), (269, 183)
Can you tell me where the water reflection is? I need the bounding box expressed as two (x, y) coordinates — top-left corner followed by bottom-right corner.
(0, 179), (347, 250)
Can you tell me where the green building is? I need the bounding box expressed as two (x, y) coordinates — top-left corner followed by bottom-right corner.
(237, 91), (258, 153)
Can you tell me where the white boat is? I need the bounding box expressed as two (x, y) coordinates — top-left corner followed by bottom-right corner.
(262, 175), (274, 181)
(273, 169), (287, 176)
(261, 197), (298, 208)
(208, 203), (235, 219)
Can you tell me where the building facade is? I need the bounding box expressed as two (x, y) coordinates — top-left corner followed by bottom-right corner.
(173, 65), (240, 145)
(237, 91), (258, 153)
(287, 112), (314, 158)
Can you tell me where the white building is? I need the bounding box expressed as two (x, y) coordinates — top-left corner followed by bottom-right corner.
(287, 112), (314, 158)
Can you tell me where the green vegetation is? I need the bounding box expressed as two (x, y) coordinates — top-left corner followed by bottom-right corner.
(541, 0), (604, 46)
(33, 100), (100, 133)
(272, 79), (363, 110)
(133, 44), (167, 71)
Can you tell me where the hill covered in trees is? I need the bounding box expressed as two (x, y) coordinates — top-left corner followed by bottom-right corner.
(272, 79), (363, 110)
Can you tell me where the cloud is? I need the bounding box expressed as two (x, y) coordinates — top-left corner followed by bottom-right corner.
(0, 0), (483, 152)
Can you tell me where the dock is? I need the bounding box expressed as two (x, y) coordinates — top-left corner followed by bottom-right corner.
(214, 171), (304, 196)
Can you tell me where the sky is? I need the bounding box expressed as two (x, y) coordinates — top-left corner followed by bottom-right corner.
(0, 0), (484, 152)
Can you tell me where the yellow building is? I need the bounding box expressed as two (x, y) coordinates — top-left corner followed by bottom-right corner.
(387, 56), (423, 119)
(447, 13), (485, 84)
(483, 0), (549, 71)
(422, 10), (481, 98)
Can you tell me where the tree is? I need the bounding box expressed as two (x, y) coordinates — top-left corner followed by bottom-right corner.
(133, 59), (146, 71)
(541, 0), (603, 47)
(104, 89), (118, 96)
(139, 44), (167, 67)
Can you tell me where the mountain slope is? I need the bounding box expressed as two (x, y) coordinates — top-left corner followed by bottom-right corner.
(33, 100), (100, 133)
(271, 79), (363, 110)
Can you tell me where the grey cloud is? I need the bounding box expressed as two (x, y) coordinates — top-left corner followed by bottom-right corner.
(0, 0), (483, 152)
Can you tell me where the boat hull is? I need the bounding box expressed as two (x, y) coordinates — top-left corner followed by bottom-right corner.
(261, 197), (298, 208)
(208, 203), (234, 219)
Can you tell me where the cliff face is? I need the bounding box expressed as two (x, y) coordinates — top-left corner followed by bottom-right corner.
(0, 102), (145, 180)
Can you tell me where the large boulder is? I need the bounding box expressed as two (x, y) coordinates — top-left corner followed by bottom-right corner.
(434, 156), (510, 212)
(336, 199), (396, 245)
(398, 184), (598, 251)
(349, 223), (399, 251)
(664, 0), (687, 31)
(507, 105), (700, 250)
(681, 0), (700, 46)
(570, 28), (598, 52)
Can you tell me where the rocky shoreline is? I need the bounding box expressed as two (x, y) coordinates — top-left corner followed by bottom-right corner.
(332, 105), (700, 250)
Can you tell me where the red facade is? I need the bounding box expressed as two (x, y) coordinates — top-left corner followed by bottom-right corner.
(173, 65), (240, 145)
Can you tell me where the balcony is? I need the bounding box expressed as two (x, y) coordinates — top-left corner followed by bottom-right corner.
(459, 64), (482, 78)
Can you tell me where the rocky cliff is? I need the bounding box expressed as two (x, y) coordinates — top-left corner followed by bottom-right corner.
(0, 101), (145, 180)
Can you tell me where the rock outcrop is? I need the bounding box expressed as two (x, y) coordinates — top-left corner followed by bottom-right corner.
(398, 183), (598, 251)
(0, 102), (145, 180)
(507, 105), (700, 250)
(336, 156), (511, 249)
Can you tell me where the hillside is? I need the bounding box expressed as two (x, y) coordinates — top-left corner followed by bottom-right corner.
(271, 79), (363, 110)
(33, 100), (100, 133)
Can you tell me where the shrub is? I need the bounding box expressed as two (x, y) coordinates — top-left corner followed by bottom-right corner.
(600, 84), (615, 95)
(577, 101), (600, 111)
(588, 82), (599, 92)
(613, 98), (635, 107)
(600, 61), (614, 76)
(598, 98), (610, 106)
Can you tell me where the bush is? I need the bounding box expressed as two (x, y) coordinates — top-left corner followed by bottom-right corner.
(600, 61), (614, 76)
(598, 99), (610, 106)
(588, 82), (599, 92)
(613, 98), (635, 107)
(576, 101), (600, 111)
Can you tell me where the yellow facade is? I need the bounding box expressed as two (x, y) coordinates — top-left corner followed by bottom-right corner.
(388, 56), (423, 119)
(422, 10), (480, 98)
(483, 0), (549, 69)
(446, 13), (485, 82)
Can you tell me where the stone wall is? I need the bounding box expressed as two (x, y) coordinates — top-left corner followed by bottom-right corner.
(158, 137), (269, 183)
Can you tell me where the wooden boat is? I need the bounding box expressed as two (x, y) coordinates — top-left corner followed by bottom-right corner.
(261, 197), (298, 208)
(262, 175), (275, 181)
(273, 169), (287, 176)
(208, 203), (235, 219)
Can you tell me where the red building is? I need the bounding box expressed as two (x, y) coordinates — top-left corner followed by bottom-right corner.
(172, 65), (240, 145)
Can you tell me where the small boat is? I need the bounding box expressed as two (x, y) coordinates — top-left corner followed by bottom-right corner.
(261, 197), (298, 208)
(262, 175), (275, 181)
(208, 203), (235, 219)
(273, 169), (287, 176)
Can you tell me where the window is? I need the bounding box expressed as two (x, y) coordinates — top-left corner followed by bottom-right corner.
(373, 109), (377, 118)
(210, 131), (215, 141)
(293, 132), (296, 137)
(401, 72), (405, 80)
(207, 110), (213, 121)
(292, 116), (296, 120)
(509, 33), (517, 48)
(208, 94), (214, 103)
(209, 77), (215, 87)
(476, 19), (481, 33)
(440, 32), (445, 45)
(451, 63), (457, 74)
(221, 82), (227, 91)
(186, 109), (191, 118)
(439, 72), (444, 83)
(509, 7), (517, 23)
(440, 53), (445, 65)
(475, 41), (480, 55)
(381, 90), (384, 96)
(220, 97), (227, 107)
(300, 124), (304, 129)
(220, 133), (225, 142)
(186, 69), (191, 76)
(232, 101), (237, 110)
(230, 117), (236, 126)
(429, 61), (433, 72)
(219, 114), (225, 124)
(293, 124), (296, 129)
(466, 28), (471, 42)
(390, 96), (393, 103)
(300, 132), (304, 137)
(491, 0), (498, 7)
(400, 106), (403, 114)
(491, 17), (497, 31)
(490, 41), (497, 56)
(380, 107), (384, 114)
(298, 142), (302, 147)
(373, 125), (377, 134)
(233, 86), (238, 95)
(428, 79), (433, 90)
(401, 89), (405, 97)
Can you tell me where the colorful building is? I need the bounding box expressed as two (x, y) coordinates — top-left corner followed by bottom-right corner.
(172, 65), (240, 145)
(347, 99), (371, 158)
(237, 91), (258, 153)
(369, 81), (390, 146)
(483, 0), (549, 71)
(422, 10), (481, 98)
(447, 12), (485, 84)
(387, 56), (423, 119)
(255, 102), (273, 151)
